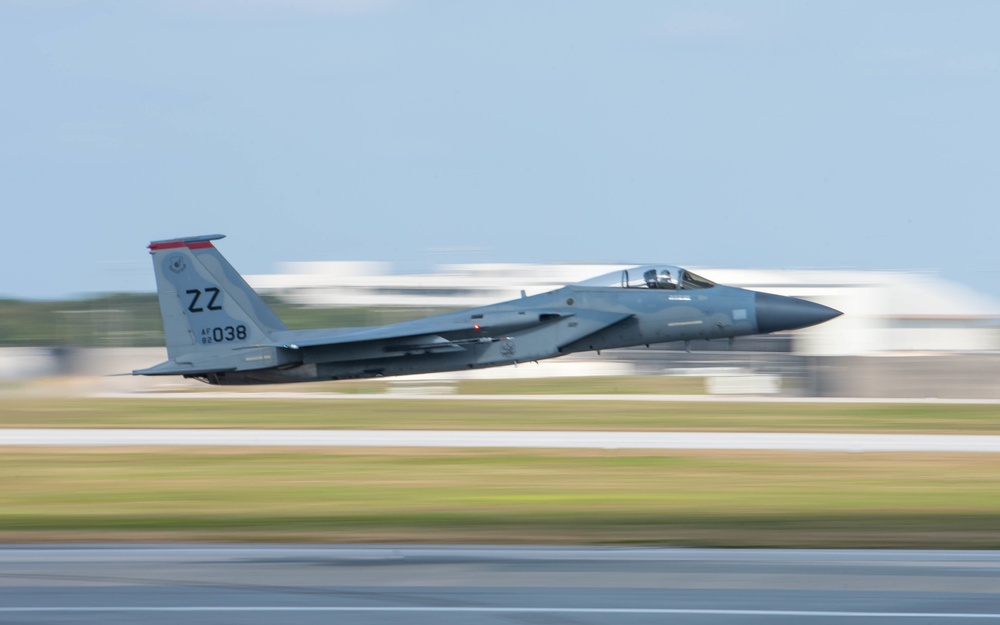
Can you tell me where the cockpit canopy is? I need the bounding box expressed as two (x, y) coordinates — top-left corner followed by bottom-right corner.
(576, 265), (716, 290)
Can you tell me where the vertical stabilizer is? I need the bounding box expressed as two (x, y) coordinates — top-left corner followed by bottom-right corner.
(147, 234), (287, 362)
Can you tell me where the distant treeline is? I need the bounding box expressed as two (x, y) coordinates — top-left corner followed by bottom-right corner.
(0, 294), (449, 348)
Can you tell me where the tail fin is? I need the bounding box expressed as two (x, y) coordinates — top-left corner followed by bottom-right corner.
(144, 234), (287, 366)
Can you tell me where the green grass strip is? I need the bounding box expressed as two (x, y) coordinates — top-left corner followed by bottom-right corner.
(2, 448), (1000, 548)
(2, 396), (999, 433)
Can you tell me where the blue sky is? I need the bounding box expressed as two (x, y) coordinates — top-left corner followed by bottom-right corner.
(2, 1), (998, 299)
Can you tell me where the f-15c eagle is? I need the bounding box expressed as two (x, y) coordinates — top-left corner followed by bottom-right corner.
(134, 235), (841, 385)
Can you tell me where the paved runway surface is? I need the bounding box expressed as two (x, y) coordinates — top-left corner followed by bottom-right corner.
(101, 392), (1000, 404)
(2, 545), (1000, 624)
(5, 428), (1000, 451)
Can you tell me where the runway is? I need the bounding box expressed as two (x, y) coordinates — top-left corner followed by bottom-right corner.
(2, 545), (1000, 624)
(5, 428), (1000, 451)
(100, 391), (1000, 404)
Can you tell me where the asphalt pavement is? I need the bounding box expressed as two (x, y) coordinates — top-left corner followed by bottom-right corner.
(2, 545), (1000, 624)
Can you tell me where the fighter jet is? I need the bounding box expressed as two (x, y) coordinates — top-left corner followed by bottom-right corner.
(134, 235), (841, 385)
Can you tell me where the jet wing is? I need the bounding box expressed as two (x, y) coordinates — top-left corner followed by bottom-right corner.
(267, 323), (477, 350)
(382, 335), (509, 354)
(263, 309), (578, 352)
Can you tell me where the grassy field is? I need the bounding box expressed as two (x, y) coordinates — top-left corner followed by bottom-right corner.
(2, 395), (999, 546)
(2, 395), (999, 433)
(3, 447), (1000, 547)
(455, 376), (709, 395)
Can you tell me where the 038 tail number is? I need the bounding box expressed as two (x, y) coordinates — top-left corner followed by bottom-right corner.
(201, 325), (247, 344)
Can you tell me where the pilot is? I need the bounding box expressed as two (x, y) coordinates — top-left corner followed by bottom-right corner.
(644, 269), (659, 289)
(659, 270), (677, 289)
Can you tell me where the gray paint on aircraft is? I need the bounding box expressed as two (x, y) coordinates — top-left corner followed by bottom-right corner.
(135, 235), (842, 385)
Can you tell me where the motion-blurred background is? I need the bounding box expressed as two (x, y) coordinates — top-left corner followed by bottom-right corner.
(3, 260), (999, 398)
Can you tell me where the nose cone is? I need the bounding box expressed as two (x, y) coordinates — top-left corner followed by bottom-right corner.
(755, 292), (842, 334)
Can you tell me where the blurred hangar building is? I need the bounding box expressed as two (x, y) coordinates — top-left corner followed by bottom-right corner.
(248, 262), (1000, 399)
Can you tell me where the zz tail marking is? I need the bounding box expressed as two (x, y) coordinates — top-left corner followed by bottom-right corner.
(186, 287), (223, 313)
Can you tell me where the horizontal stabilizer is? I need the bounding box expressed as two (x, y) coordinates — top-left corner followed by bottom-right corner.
(132, 360), (237, 377)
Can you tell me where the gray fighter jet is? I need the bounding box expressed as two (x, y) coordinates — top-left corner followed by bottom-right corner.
(134, 235), (841, 385)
